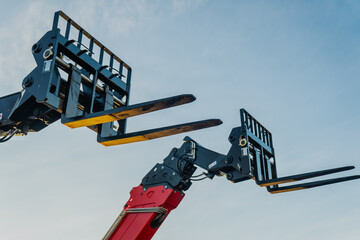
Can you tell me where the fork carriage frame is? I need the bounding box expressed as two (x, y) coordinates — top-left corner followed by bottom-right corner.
(0, 11), (221, 145)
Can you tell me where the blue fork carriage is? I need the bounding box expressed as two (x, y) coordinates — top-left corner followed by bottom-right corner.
(0, 11), (221, 145)
(236, 109), (360, 193)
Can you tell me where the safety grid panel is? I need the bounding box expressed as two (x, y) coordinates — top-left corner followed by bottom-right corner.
(240, 109), (277, 183)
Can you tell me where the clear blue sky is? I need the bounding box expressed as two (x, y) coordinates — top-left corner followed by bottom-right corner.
(0, 1), (359, 239)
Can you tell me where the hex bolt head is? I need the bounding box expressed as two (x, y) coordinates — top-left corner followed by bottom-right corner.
(226, 173), (233, 180)
(225, 156), (233, 164)
(22, 77), (33, 88)
(32, 43), (41, 54)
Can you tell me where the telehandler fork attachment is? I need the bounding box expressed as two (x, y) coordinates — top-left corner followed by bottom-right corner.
(0, 11), (221, 145)
(102, 108), (359, 240)
(235, 109), (360, 193)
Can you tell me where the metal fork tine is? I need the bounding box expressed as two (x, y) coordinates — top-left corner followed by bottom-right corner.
(258, 166), (355, 187)
(97, 119), (223, 146)
(268, 175), (360, 194)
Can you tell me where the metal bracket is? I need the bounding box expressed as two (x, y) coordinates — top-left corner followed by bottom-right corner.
(103, 207), (168, 240)
(63, 66), (83, 118)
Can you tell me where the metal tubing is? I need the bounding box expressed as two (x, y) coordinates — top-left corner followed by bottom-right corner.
(55, 56), (125, 106)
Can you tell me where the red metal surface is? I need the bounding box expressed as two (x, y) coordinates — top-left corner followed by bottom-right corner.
(106, 185), (185, 240)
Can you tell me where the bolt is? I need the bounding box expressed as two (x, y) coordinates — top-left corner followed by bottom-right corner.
(226, 173), (233, 180)
(32, 43), (41, 54)
(239, 138), (247, 147)
(22, 77), (33, 88)
(225, 156), (233, 164)
(43, 48), (54, 60)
